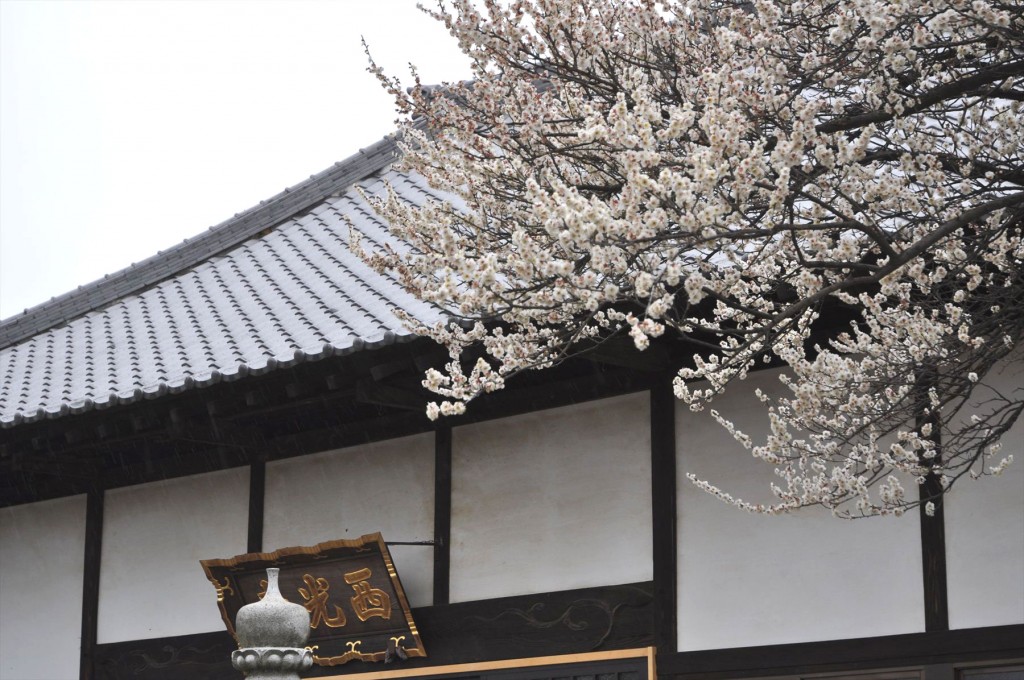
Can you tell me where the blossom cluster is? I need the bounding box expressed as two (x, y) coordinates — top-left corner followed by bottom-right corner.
(359, 0), (1024, 516)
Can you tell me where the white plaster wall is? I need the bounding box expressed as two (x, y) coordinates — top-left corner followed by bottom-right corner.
(97, 468), (249, 643)
(676, 369), (925, 651)
(450, 392), (652, 603)
(0, 495), (87, 680)
(263, 433), (435, 608)
(946, 354), (1024, 629)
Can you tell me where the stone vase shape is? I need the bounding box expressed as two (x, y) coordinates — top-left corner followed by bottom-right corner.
(236, 567), (311, 649)
(232, 567), (313, 680)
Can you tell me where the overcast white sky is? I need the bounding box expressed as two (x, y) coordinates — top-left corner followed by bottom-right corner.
(0, 0), (472, 319)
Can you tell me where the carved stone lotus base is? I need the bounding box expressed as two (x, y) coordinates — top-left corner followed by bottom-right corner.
(231, 647), (314, 680)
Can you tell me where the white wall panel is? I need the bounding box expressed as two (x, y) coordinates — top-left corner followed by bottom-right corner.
(97, 468), (249, 643)
(676, 369), (924, 651)
(0, 495), (87, 680)
(264, 433), (434, 608)
(946, 355), (1024, 629)
(450, 392), (652, 603)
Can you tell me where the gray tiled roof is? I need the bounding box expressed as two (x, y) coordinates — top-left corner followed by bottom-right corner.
(0, 137), (450, 428)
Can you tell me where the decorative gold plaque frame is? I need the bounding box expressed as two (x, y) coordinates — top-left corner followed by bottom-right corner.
(200, 533), (426, 666)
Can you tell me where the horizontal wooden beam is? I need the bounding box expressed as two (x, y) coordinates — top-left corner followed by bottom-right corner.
(93, 582), (655, 680)
(355, 379), (427, 411)
(319, 647), (656, 680)
(582, 336), (673, 372)
(657, 624), (1024, 680)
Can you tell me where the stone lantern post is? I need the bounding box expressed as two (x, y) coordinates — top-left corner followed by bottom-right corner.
(231, 568), (314, 680)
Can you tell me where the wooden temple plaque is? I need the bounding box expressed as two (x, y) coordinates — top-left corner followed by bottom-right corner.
(201, 533), (425, 666)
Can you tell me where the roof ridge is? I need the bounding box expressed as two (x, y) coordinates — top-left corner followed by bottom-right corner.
(0, 134), (400, 349)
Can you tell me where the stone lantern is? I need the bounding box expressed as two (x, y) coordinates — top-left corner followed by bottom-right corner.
(231, 568), (314, 680)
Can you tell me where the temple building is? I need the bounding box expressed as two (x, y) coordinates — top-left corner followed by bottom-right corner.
(1, 134), (1021, 680)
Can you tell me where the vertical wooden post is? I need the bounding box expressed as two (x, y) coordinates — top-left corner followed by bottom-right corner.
(79, 489), (103, 680)
(916, 382), (949, 632)
(651, 381), (678, 654)
(434, 426), (453, 605)
(247, 461), (266, 554)
(920, 467), (949, 631)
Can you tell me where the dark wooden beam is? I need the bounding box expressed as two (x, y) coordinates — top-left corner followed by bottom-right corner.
(657, 624), (1024, 680)
(284, 380), (311, 400)
(355, 379), (426, 411)
(247, 461), (265, 554)
(93, 630), (235, 680)
(369, 356), (414, 382)
(92, 582), (655, 679)
(413, 347), (451, 373)
(0, 470), (94, 507)
(920, 485), (949, 631)
(583, 336), (672, 372)
(651, 381), (677, 654)
(924, 664), (957, 680)
(433, 426), (452, 605)
(98, 441), (251, 491)
(452, 364), (650, 426)
(10, 452), (98, 481)
(0, 353), (647, 507)
(257, 409), (433, 462)
(919, 397), (949, 632)
(79, 489), (103, 680)
(401, 582), (654, 672)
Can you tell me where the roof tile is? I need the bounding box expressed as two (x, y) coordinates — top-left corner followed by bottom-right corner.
(0, 162), (449, 427)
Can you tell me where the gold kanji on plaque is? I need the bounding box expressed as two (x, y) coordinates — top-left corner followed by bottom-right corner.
(299, 574), (348, 628)
(344, 567), (392, 621)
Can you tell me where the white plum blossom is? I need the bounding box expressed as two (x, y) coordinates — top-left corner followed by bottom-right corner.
(359, 0), (1024, 517)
